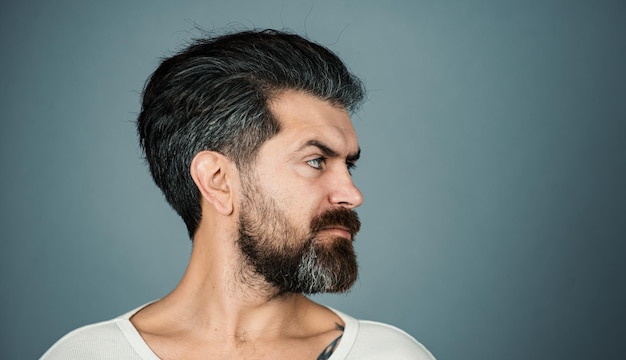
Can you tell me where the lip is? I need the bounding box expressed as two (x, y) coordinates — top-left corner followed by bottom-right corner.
(318, 227), (352, 240)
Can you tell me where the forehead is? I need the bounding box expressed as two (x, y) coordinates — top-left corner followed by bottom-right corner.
(266, 91), (358, 153)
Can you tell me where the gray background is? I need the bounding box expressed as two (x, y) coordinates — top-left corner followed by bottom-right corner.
(1, 0), (625, 359)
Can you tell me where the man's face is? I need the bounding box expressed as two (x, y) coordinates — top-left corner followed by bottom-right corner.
(236, 91), (364, 294)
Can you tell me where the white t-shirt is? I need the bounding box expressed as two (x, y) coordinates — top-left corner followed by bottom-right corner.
(41, 303), (435, 359)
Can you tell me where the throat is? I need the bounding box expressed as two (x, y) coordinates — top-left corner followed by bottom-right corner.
(234, 328), (250, 347)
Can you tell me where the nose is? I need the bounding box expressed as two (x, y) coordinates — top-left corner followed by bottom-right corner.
(328, 170), (364, 209)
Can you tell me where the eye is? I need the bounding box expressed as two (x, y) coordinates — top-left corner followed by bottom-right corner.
(347, 161), (357, 176)
(306, 157), (325, 169)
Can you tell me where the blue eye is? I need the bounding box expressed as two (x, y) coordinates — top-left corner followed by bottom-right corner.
(307, 157), (325, 169)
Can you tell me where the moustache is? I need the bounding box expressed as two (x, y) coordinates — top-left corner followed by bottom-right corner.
(310, 208), (361, 239)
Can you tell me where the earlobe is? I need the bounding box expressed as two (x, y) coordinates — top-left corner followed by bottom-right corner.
(190, 151), (234, 215)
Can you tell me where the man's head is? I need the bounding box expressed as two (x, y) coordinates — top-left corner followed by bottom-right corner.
(137, 29), (365, 238)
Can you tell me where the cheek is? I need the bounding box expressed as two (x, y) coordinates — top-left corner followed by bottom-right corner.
(256, 165), (327, 225)
(273, 188), (322, 227)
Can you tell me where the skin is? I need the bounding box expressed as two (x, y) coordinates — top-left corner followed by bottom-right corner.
(130, 90), (363, 359)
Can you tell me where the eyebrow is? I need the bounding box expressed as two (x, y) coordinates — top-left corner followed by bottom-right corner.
(300, 139), (361, 162)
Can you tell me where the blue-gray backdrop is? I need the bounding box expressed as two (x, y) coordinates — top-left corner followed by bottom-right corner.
(1, 1), (625, 359)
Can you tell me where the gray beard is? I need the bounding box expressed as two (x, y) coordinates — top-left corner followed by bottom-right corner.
(236, 175), (359, 295)
(237, 215), (359, 295)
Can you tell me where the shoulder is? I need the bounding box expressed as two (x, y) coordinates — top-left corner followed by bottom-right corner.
(330, 307), (435, 360)
(351, 320), (435, 359)
(40, 302), (158, 360)
(40, 319), (140, 359)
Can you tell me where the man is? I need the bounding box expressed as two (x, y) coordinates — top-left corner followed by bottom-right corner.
(42, 29), (434, 359)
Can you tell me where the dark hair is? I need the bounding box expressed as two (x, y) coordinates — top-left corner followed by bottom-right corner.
(137, 29), (365, 238)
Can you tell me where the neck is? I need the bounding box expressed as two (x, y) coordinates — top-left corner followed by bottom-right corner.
(131, 219), (318, 342)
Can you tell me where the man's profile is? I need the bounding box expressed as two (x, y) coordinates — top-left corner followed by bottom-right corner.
(42, 29), (434, 359)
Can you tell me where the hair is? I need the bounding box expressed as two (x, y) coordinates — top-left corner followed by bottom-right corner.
(137, 29), (366, 238)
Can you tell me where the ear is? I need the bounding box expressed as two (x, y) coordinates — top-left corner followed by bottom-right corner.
(190, 151), (235, 216)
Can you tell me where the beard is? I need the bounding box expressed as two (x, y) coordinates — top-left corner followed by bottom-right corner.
(236, 176), (361, 295)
